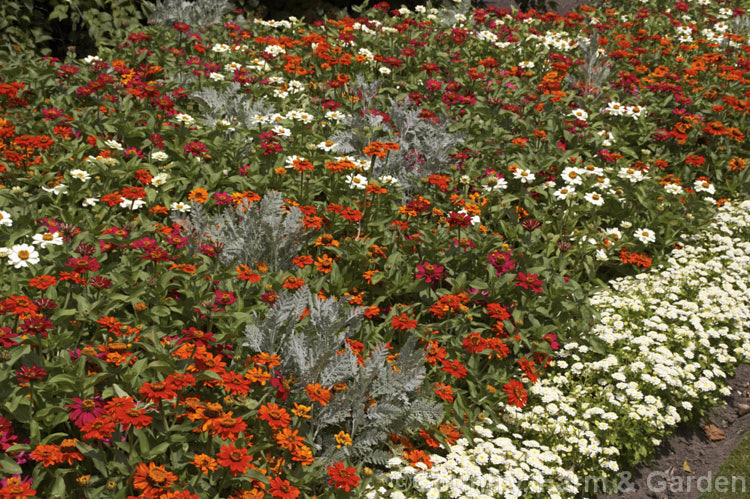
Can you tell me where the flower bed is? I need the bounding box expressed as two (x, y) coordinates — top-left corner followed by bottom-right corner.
(0, 0), (748, 497)
(378, 198), (750, 498)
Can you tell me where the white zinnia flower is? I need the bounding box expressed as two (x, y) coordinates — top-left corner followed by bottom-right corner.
(8, 243), (40, 268)
(152, 173), (169, 187)
(0, 210), (12, 227)
(553, 186), (576, 200)
(513, 168), (535, 183)
(345, 173), (368, 189)
(634, 228), (656, 244)
(584, 191), (605, 206)
(42, 184), (68, 195)
(32, 232), (64, 248)
(170, 201), (191, 212)
(69, 169), (91, 182)
(570, 108), (589, 121)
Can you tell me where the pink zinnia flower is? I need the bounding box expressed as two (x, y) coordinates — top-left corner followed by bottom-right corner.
(66, 397), (105, 428)
(488, 250), (515, 275)
(415, 262), (446, 284)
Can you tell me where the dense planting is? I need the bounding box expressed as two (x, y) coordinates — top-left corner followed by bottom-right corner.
(0, 0), (748, 497)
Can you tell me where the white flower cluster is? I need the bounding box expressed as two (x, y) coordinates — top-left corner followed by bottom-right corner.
(379, 199), (750, 497)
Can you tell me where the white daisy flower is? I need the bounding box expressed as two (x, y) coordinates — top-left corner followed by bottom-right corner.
(553, 186), (576, 200)
(603, 101), (625, 116)
(69, 169), (91, 182)
(0, 209), (12, 227)
(170, 201), (191, 212)
(379, 67), (391, 75)
(104, 139), (123, 150)
(693, 179), (715, 194)
(569, 108), (589, 121)
(32, 232), (64, 248)
(174, 113), (195, 125)
(317, 140), (337, 152)
(8, 243), (40, 268)
(345, 173), (368, 189)
(120, 199), (146, 210)
(584, 191), (605, 206)
(513, 168), (535, 183)
(208, 72), (225, 81)
(42, 184), (68, 195)
(271, 126), (291, 137)
(152, 173), (169, 187)
(634, 228), (656, 244)
(82, 197), (99, 207)
(560, 167), (584, 185)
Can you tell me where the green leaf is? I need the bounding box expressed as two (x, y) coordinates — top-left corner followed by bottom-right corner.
(0, 454), (22, 474)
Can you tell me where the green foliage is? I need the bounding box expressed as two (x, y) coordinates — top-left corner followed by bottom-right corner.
(0, 0), (156, 57)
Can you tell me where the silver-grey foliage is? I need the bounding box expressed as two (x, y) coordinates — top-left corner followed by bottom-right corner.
(565, 33), (612, 99)
(192, 83), (275, 129)
(244, 286), (444, 466)
(148, 0), (234, 26)
(171, 191), (307, 272)
(327, 75), (464, 196)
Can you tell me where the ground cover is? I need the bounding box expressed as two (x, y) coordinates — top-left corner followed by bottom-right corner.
(0, 0), (748, 497)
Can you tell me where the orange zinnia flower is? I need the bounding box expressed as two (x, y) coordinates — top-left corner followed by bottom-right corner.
(188, 187), (209, 203)
(210, 413), (248, 442)
(235, 264), (262, 282)
(313, 254), (334, 273)
(30, 444), (62, 467)
(275, 427), (306, 451)
(305, 383), (331, 406)
(132, 462), (178, 498)
(257, 403), (291, 429)
(192, 453), (218, 474)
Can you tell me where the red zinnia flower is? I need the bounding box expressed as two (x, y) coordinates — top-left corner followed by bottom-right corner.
(514, 272), (544, 293)
(503, 379), (528, 408)
(440, 359), (468, 379)
(269, 477), (300, 499)
(138, 379), (178, 403)
(14, 365), (47, 385)
(64, 256), (100, 273)
(414, 261), (446, 284)
(434, 382), (454, 403)
(326, 461), (360, 492)
(391, 313), (417, 331)
(217, 444), (253, 476)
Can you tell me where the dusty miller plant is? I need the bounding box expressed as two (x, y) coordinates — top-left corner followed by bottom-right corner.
(192, 83), (275, 127)
(171, 190), (307, 272)
(148, 0), (232, 26)
(565, 33), (612, 99)
(244, 286), (444, 466)
(327, 75), (464, 196)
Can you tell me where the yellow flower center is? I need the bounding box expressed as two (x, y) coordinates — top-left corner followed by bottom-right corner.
(17, 250), (30, 260)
